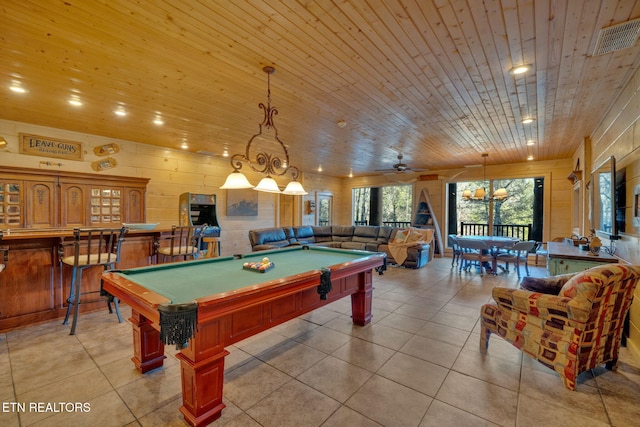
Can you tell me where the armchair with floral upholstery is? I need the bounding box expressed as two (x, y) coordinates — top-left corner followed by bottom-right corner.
(480, 263), (640, 390)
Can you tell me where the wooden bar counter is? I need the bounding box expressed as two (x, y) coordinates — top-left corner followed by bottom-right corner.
(0, 228), (166, 332)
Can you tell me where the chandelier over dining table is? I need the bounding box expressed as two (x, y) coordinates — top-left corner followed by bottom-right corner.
(220, 66), (307, 195)
(462, 153), (508, 202)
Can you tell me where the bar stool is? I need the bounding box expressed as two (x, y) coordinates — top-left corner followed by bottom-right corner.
(60, 227), (128, 335)
(203, 236), (220, 258)
(155, 225), (205, 263)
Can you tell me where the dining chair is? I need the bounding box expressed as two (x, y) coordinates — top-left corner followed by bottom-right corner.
(155, 225), (205, 263)
(458, 239), (493, 275)
(60, 226), (128, 335)
(448, 234), (462, 267)
(496, 240), (536, 278)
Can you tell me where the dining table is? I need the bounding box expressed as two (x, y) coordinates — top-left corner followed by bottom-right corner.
(455, 235), (520, 274)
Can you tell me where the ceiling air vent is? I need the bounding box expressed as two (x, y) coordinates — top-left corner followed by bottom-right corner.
(593, 18), (640, 56)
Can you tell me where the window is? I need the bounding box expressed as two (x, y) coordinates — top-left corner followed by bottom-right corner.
(317, 193), (332, 226)
(448, 177), (543, 241)
(353, 187), (371, 225)
(353, 185), (413, 226)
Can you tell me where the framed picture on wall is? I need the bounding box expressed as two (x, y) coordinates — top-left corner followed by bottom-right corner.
(226, 189), (258, 216)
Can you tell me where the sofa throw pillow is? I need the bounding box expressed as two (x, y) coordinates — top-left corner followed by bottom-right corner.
(392, 229), (409, 244)
(520, 272), (578, 295)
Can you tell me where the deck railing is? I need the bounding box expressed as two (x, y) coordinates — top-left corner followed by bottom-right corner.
(382, 221), (412, 228)
(352, 220), (413, 228)
(460, 222), (532, 241)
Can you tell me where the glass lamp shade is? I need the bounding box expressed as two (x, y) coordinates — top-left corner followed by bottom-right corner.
(493, 188), (508, 200)
(254, 177), (282, 193)
(473, 187), (486, 199)
(220, 171), (254, 189)
(462, 189), (472, 199)
(282, 180), (308, 195)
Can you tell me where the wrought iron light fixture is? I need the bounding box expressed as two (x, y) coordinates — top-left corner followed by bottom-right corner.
(462, 153), (508, 202)
(220, 66), (307, 195)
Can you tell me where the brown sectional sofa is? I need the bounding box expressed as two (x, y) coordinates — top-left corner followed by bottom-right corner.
(248, 225), (432, 269)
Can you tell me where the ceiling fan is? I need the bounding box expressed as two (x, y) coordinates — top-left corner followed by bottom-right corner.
(376, 153), (428, 174)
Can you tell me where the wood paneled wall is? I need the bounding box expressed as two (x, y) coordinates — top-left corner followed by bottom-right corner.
(580, 65), (640, 363)
(587, 67), (640, 264)
(344, 158), (574, 245)
(0, 119), (346, 255)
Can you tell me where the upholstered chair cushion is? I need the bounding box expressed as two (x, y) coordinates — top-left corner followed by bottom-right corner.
(312, 226), (333, 243)
(519, 272), (577, 294)
(376, 226), (394, 243)
(293, 226), (316, 244)
(352, 226), (379, 243)
(331, 226), (354, 242)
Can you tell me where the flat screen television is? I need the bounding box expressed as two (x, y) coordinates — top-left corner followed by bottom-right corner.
(591, 156), (620, 240)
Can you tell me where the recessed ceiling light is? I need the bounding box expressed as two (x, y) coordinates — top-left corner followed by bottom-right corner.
(68, 95), (83, 107)
(509, 64), (531, 75)
(527, 155), (534, 161)
(522, 117), (534, 124)
(181, 141), (189, 149)
(114, 107), (127, 117)
(9, 83), (27, 94)
(317, 165), (323, 172)
(526, 140), (535, 146)
(153, 113), (164, 125)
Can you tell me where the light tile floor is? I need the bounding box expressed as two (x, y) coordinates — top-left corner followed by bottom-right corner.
(1, 257), (640, 426)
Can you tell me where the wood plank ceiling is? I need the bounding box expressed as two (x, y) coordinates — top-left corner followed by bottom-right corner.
(2, 0), (640, 178)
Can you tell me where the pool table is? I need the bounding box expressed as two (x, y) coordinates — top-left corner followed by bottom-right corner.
(102, 245), (386, 427)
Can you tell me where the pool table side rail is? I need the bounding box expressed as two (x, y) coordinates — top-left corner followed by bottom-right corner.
(102, 271), (172, 323)
(195, 253), (384, 320)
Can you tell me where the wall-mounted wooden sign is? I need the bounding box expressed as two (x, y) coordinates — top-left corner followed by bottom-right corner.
(94, 143), (119, 156)
(19, 133), (83, 161)
(91, 157), (117, 171)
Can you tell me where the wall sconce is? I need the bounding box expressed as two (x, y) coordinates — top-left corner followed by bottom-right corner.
(220, 66), (307, 195)
(0, 137), (7, 148)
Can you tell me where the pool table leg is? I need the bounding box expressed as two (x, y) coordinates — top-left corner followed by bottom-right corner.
(175, 321), (229, 427)
(350, 270), (373, 326)
(130, 310), (166, 373)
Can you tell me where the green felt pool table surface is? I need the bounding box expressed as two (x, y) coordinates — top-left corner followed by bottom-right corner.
(111, 245), (379, 304)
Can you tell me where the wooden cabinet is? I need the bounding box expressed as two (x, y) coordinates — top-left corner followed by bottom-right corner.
(124, 187), (145, 223)
(546, 242), (618, 275)
(0, 180), (24, 228)
(0, 166), (149, 229)
(60, 182), (87, 226)
(25, 180), (57, 228)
